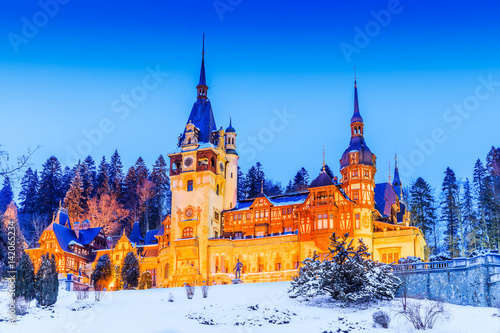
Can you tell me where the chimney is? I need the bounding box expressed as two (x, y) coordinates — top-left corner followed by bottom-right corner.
(82, 220), (90, 230)
(333, 176), (338, 184)
(73, 222), (80, 239)
(106, 237), (113, 249)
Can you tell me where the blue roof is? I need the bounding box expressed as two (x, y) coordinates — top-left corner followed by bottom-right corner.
(269, 192), (309, 206)
(145, 229), (160, 245)
(351, 80), (363, 123)
(129, 222), (143, 244)
(51, 223), (103, 254)
(374, 183), (398, 217)
(226, 118), (235, 133)
(182, 99), (217, 144)
(309, 171), (334, 188)
(340, 135), (374, 169)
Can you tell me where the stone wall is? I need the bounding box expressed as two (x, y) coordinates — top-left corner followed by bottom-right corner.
(392, 254), (500, 307)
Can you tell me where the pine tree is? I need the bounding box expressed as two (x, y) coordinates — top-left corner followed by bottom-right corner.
(15, 252), (36, 302)
(485, 146), (500, 249)
(35, 253), (59, 307)
(61, 166), (73, 196)
(473, 159), (491, 247)
(37, 156), (64, 224)
(19, 168), (39, 241)
(441, 167), (461, 257)
(290, 167), (310, 192)
(96, 156), (110, 195)
(121, 251), (139, 290)
(63, 168), (84, 223)
(322, 164), (335, 180)
(0, 177), (14, 213)
(109, 150), (124, 199)
(409, 177), (437, 253)
(123, 166), (138, 221)
(264, 179), (283, 196)
(150, 155), (170, 228)
(244, 165), (262, 198)
(462, 178), (478, 251)
(237, 166), (246, 200)
(92, 254), (112, 290)
(134, 157), (149, 187)
(81, 156), (96, 202)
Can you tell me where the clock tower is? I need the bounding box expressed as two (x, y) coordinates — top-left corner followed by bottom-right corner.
(166, 35), (238, 286)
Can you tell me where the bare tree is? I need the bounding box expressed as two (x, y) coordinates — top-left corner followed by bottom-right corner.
(85, 193), (129, 236)
(0, 146), (40, 181)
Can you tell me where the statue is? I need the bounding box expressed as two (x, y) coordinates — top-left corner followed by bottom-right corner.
(233, 259), (243, 279)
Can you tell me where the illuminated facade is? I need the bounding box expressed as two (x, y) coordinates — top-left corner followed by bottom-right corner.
(27, 43), (426, 288)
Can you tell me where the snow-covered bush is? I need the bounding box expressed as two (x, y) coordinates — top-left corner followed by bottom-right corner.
(468, 248), (499, 258)
(429, 252), (452, 262)
(398, 256), (422, 264)
(399, 299), (445, 330)
(373, 310), (390, 328)
(92, 254), (112, 289)
(138, 271), (152, 290)
(74, 285), (89, 300)
(289, 233), (401, 305)
(185, 284), (195, 299)
(168, 293), (174, 302)
(201, 284), (209, 298)
(15, 297), (28, 316)
(15, 252), (35, 303)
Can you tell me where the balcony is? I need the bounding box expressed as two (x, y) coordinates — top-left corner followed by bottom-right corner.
(170, 168), (182, 176)
(174, 237), (199, 247)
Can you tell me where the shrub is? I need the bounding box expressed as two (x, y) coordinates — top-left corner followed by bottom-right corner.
(138, 271), (152, 290)
(201, 284), (209, 298)
(168, 293), (174, 302)
(373, 310), (390, 328)
(92, 254), (112, 290)
(74, 285), (89, 301)
(289, 233), (401, 305)
(185, 284), (195, 299)
(429, 252), (452, 262)
(15, 297), (28, 316)
(15, 252), (36, 303)
(399, 299), (445, 330)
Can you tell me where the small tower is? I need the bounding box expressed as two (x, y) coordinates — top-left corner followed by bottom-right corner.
(197, 33), (208, 100)
(339, 75), (377, 254)
(224, 118), (238, 210)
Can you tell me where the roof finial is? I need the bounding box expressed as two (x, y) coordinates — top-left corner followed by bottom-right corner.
(261, 179), (264, 194)
(202, 32), (205, 58)
(388, 160), (391, 184)
(354, 65), (357, 87)
(322, 145), (326, 172)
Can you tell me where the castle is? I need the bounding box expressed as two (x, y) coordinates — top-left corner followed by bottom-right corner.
(27, 41), (426, 289)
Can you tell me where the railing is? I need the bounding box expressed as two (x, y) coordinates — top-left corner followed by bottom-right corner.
(392, 254), (500, 272)
(170, 168), (182, 175)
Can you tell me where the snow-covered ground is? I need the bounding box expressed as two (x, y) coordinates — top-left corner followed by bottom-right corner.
(1, 282), (499, 333)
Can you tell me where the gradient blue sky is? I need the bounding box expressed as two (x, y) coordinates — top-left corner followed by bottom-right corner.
(1, 0), (499, 195)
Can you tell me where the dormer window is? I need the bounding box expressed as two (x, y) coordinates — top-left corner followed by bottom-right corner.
(350, 152), (358, 165)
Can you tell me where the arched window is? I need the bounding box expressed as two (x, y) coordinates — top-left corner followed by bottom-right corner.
(164, 263), (169, 278)
(216, 184), (220, 195)
(188, 138), (191, 144)
(183, 227), (193, 238)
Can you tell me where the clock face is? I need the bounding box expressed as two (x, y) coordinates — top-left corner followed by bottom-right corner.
(185, 208), (194, 218)
(184, 157), (193, 167)
(219, 162), (224, 172)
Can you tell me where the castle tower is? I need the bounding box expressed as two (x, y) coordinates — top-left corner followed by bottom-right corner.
(339, 76), (377, 254)
(167, 35), (236, 285)
(224, 118), (238, 210)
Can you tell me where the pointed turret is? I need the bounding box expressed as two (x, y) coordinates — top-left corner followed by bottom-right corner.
(180, 34), (217, 145)
(392, 154), (402, 200)
(340, 76), (375, 169)
(197, 33), (208, 99)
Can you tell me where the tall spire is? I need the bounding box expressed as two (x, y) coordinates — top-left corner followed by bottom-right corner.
(393, 153), (402, 187)
(197, 33), (208, 99)
(351, 69), (363, 124)
(322, 145), (326, 172)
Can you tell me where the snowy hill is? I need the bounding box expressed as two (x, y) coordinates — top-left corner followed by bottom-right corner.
(1, 282), (499, 333)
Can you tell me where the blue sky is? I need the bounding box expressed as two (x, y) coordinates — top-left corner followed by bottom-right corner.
(1, 0), (499, 194)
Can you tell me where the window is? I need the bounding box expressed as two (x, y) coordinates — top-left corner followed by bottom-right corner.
(380, 248), (401, 264)
(317, 213), (328, 229)
(353, 190), (359, 200)
(352, 171), (358, 178)
(214, 211), (220, 221)
(164, 264), (169, 278)
(246, 212), (251, 219)
(275, 263), (281, 271)
(214, 231), (219, 238)
(256, 231), (265, 237)
(238, 213), (242, 220)
(216, 184), (219, 195)
(282, 208), (287, 215)
(182, 227), (193, 238)
(115, 254), (119, 261)
(364, 170), (369, 178)
(265, 210), (269, 217)
(355, 214), (360, 229)
(187, 180), (193, 191)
